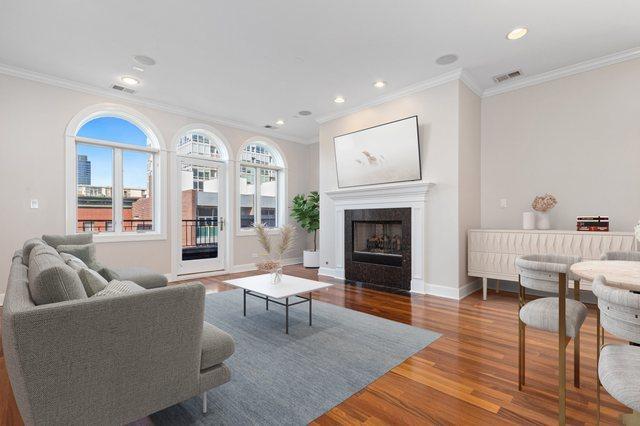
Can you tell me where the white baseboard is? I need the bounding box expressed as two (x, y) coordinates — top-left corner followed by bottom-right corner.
(412, 278), (481, 300)
(231, 257), (303, 273)
(170, 257), (303, 282)
(318, 267), (345, 280)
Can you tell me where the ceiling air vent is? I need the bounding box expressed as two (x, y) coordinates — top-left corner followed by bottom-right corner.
(493, 69), (522, 84)
(111, 84), (136, 94)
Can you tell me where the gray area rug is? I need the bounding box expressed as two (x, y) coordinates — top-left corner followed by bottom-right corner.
(150, 288), (440, 425)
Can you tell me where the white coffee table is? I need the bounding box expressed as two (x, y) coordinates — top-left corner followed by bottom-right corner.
(223, 274), (334, 334)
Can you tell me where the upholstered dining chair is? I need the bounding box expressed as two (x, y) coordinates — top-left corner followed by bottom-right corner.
(515, 254), (586, 425)
(600, 251), (640, 261)
(592, 275), (640, 424)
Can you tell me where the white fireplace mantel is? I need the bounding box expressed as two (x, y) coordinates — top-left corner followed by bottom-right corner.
(323, 181), (435, 294)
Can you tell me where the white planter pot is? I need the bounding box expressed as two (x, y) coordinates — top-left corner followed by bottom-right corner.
(536, 212), (551, 230)
(303, 250), (320, 268)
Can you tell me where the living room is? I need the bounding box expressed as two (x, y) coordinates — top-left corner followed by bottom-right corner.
(1, 1), (640, 425)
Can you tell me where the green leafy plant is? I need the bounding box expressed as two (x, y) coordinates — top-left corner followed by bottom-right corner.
(290, 191), (320, 251)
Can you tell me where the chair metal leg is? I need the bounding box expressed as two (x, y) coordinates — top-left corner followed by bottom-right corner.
(597, 308), (601, 425)
(574, 280), (580, 388)
(518, 275), (526, 390)
(559, 272), (567, 425)
(202, 391), (208, 414)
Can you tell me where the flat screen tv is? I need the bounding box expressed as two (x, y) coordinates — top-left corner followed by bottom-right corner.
(333, 115), (421, 188)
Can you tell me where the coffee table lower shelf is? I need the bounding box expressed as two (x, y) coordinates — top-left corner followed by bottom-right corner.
(243, 289), (312, 334)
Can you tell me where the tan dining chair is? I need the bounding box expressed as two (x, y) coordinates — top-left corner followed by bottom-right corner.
(592, 275), (640, 424)
(515, 254), (586, 425)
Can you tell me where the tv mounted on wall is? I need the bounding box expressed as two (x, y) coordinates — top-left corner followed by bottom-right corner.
(333, 115), (421, 188)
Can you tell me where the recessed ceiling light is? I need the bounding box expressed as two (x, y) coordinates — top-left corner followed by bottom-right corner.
(120, 76), (140, 86)
(507, 27), (528, 40)
(436, 54), (458, 65)
(132, 66), (144, 72)
(334, 96), (345, 104)
(373, 80), (386, 88)
(275, 119), (285, 126)
(133, 55), (156, 66)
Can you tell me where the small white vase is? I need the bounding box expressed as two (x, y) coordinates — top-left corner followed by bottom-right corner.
(536, 212), (551, 230)
(522, 212), (536, 230)
(270, 267), (283, 284)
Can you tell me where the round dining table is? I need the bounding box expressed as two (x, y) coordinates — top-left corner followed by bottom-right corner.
(571, 259), (640, 424)
(570, 260), (640, 291)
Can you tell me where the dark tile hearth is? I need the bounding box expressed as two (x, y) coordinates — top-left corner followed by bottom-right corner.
(344, 208), (412, 292)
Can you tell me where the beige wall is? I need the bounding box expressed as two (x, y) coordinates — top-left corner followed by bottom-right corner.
(0, 73), (314, 292)
(318, 80), (481, 293)
(458, 82), (482, 286)
(481, 58), (640, 232)
(305, 142), (319, 250)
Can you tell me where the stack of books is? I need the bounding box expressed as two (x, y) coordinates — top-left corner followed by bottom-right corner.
(576, 216), (609, 232)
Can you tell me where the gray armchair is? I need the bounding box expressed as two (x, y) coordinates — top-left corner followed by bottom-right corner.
(3, 247), (234, 425)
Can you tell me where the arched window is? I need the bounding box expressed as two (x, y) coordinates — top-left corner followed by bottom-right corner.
(67, 108), (162, 238)
(238, 140), (285, 230)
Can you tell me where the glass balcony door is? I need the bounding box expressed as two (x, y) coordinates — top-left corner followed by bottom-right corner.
(177, 157), (225, 275)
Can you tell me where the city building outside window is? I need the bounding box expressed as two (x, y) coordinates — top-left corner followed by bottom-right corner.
(72, 116), (160, 235)
(238, 142), (284, 229)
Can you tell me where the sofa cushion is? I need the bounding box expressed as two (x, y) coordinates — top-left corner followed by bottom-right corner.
(59, 252), (88, 271)
(42, 233), (93, 248)
(201, 322), (235, 370)
(56, 243), (102, 270)
(77, 268), (108, 296)
(28, 245), (87, 305)
(22, 238), (46, 266)
(101, 266), (168, 289)
(92, 280), (145, 297)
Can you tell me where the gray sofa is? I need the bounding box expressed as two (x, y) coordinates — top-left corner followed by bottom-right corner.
(2, 235), (235, 425)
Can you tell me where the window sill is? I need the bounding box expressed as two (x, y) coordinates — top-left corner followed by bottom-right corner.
(92, 232), (167, 243)
(236, 227), (282, 237)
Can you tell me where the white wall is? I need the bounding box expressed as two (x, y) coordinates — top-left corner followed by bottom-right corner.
(481, 58), (640, 232)
(0, 73), (314, 292)
(318, 80), (481, 293)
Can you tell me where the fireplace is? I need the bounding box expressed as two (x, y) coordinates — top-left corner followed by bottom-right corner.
(345, 208), (411, 291)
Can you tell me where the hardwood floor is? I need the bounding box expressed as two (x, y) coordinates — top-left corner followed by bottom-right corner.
(0, 264), (629, 425)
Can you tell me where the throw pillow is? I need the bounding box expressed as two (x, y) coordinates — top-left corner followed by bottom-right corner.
(92, 280), (145, 297)
(28, 246), (87, 305)
(42, 233), (93, 248)
(59, 252), (88, 271)
(56, 243), (101, 270)
(77, 268), (108, 296)
(22, 238), (46, 266)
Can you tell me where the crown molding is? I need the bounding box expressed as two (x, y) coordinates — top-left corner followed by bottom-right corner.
(0, 62), (308, 144)
(483, 46), (640, 98)
(315, 69), (465, 124)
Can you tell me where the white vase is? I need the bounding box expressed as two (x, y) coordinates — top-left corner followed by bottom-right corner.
(536, 212), (551, 230)
(522, 212), (536, 230)
(303, 250), (320, 268)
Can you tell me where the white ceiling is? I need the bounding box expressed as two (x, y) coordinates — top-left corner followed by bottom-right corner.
(1, 1), (639, 142)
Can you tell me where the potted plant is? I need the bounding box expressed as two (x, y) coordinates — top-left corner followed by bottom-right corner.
(291, 191), (320, 268)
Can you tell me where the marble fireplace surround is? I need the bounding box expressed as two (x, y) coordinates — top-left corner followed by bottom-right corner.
(324, 181), (435, 294)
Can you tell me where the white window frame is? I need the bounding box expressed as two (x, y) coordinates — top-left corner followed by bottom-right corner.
(236, 138), (287, 236)
(65, 104), (166, 242)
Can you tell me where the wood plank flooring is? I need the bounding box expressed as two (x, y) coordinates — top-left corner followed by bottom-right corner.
(0, 264), (630, 424)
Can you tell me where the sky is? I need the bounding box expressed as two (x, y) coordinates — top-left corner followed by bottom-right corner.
(76, 117), (151, 188)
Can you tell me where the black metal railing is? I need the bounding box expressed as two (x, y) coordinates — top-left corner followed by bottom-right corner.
(182, 219), (218, 247)
(77, 219), (153, 233)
